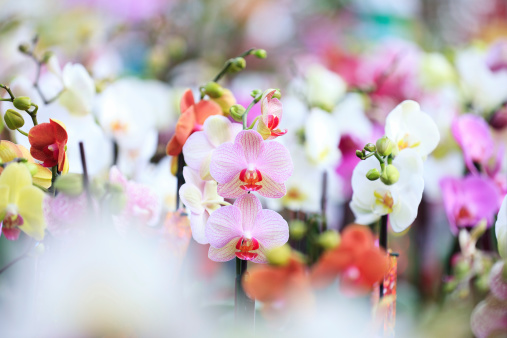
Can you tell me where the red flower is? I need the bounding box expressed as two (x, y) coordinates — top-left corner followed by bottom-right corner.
(311, 224), (389, 294)
(166, 89), (222, 156)
(28, 119), (68, 172)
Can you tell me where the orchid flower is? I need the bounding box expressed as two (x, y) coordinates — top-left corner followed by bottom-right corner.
(166, 89), (222, 156)
(440, 175), (501, 235)
(0, 140), (52, 189)
(57, 62), (96, 116)
(183, 115), (242, 181)
(179, 167), (225, 244)
(256, 89), (287, 140)
(496, 195), (507, 259)
(0, 163), (45, 240)
(304, 108), (341, 169)
(28, 118), (69, 173)
(210, 130), (293, 198)
(305, 64), (347, 112)
(385, 100), (440, 158)
(350, 148), (424, 232)
(205, 194), (289, 263)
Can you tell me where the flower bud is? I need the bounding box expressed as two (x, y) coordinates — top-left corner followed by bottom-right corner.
(474, 274), (490, 293)
(289, 220), (307, 240)
(317, 230), (341, 250)
(454, 259), (470, 280)
(266, 244), (291, 266)
(250, 89), (262, 99)
(364, 143), (376, 152)
(203, 81), (224, 98)
(229, 104), (246, 122)
(4, 109), (25, 130)
(355, 150), (365, 159)
(261, 88), (281, 101)
(380, 164), (400, 185)
(366, 168), (380, 181)
(211, 89), (236, 115)
(41, 51), (54, 64)
(229, 57), (246, 73)
(18, 43), (30, 53)
(253, 49), (267, 59)
(376, 136), (394, 157)
(54, 173), (83, 196)
(13, 96), (32, 111)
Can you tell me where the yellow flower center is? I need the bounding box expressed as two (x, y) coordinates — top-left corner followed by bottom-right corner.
(374, 190), (394, 213)
(397, 133), (421, 150)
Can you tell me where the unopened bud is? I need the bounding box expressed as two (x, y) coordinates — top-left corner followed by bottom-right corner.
(229, 57), (246, 73)
(54, 173), (83, 196)
(380, 164), (400, 185)
(317, 230), (341, 250)
(4, 109), (25, 130)
(376, 136), (394, 157)
(289, 220), (307, 240)
(475, 274), (490, 293)
(13, 96), (32, 111)
(454, 259), (470, 280)
(261, 88), (281, 102)
(366, 168), (380, 181)
(355, 150), (365, 160)
(229, 104), (246, 122)
(250, 89), (262, 99)
(41, 51), (54, 64)
(266, 244), (291, 266)
(203, 81), (224, 98)
(364, 143), (376, 152)
(18, 43), (30, 54)
(253, 49), (267, 59)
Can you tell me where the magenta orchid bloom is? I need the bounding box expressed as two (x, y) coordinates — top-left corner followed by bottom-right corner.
(210, 130), (293, 198)
(451, 114), (495, 173)
(256, 90), (287, 140)
(205, 194), (289, 263)
(440, 175), (501, 234)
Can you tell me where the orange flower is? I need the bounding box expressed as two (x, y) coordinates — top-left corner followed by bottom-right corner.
(28, 119), (69, 172)
(311, 224), (389, 294)
(166, 89), (222, 156)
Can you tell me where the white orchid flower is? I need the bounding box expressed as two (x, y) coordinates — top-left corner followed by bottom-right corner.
(305, 64), (347, 112)
(385, 100), (440, 158)
(179, 167), (226, 244)
(350, 148), (424, 232)
(182, 115), (242, 181)
(304, 108), (341, 169)
(496, 195), (507, 259)
(58, 63), (96, 116)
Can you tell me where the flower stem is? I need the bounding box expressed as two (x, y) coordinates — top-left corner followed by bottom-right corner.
(242, 99), (258, 130)
(212, 48), (256, 84)
(175, 152), (185, 210)
(0, 241), (39, 275)
(379, 214), (388, 299)
(235, 257), (255, 329)
(247, 116), (260, 130)
(50, 165), (58, 196)
(16, 129), (28, 137)
(320, 171), (327, 232)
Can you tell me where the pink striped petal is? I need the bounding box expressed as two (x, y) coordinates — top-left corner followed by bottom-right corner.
(208, 238), (239, 262)
(235, 130), (264, 163)
(250, 245), (268, 264)
(182, 131), (214, 172)
(251, 209), (289, 250)
(205, 205), (243, 248)
(234, 194), (262, 233)
(210, 143), (246, 183)
(189, 211), (209, 244)
(256, 141), (293, 183)
(261, 90), (283, 121)
(216, 172), (244, 198)
(257, 174), (286, 198)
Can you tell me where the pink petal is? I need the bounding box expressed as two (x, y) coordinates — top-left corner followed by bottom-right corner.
(251, 209), (289, 250)
(256, 141), (293, 183)
(261, 90), (283, 122)
(182, 167), (205, 191)
(235, 130), (264, 164)
(205, 205), (243, 248)
(182, 131), (214, 172)
(189, 211), (209, 244)
(208, 238), (239, 262)
(217, 172), (246, 198)
(210, 143), (246, 183)
(250, 245), (268, 264)
(109, 166), (128, 187)
(233, 194), (262, 233)
(257, 174), (286, 198)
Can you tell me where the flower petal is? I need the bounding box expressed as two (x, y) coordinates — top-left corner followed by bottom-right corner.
(496, 195), (507, 259)
(210, 143), (246, 183)
(233, 194), (262, 233)
(205, 205), (243, 248)
(251, 209), (289, 250)
(180, 89), (195, 113)
(216, 173), (245, 198)
(203, 115), (236, 147)
(208, 238), (239, 262)
(0, 185), (9, 212)
(182, 131), (214, 173)
(257, 174), (287, 198)
(189, 211), (209, 244)
(0, 163), (32, 203)
(17, 185), (45, 240)
(28, 123), (56, 149)
(179, 183), (204, 215)
(175, 109), (196, 146)
(235, 130), (264, 164)
(256, 141), (293, 183)
(0, 141), (23, 162)
(194, 100), (222, 124)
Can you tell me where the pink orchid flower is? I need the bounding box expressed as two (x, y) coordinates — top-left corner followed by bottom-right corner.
(440, 175), (501, 234)
(205, 194), (288, 263)
(451, 114), (495, 173)
(256, 90), (287, 140)
(210, 130), (293, 198)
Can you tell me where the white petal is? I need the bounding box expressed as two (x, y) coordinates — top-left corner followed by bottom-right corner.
(189, 211), (209, 244)
(208, 238), (239, 262)
(179, 183), (204, 214)
(182, 132), (214, 173)
(203, 115), (236, 147)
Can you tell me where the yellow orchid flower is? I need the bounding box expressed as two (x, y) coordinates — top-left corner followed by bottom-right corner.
(0, 140), (52, 189)
(0, 163), (46, 241)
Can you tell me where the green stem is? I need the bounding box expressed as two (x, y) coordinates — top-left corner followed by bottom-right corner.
(242, 99), (258, 130)
(50, 165), (58, 196)
(16, 129), (28, 137)
(212, 48), (256, 84)
(0, 98), (12, 102)
(0, 84), (15, 100)
(247, 116), (260, 130)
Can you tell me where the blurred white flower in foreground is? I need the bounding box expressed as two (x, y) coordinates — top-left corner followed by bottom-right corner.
(496, 195), (507, 259)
